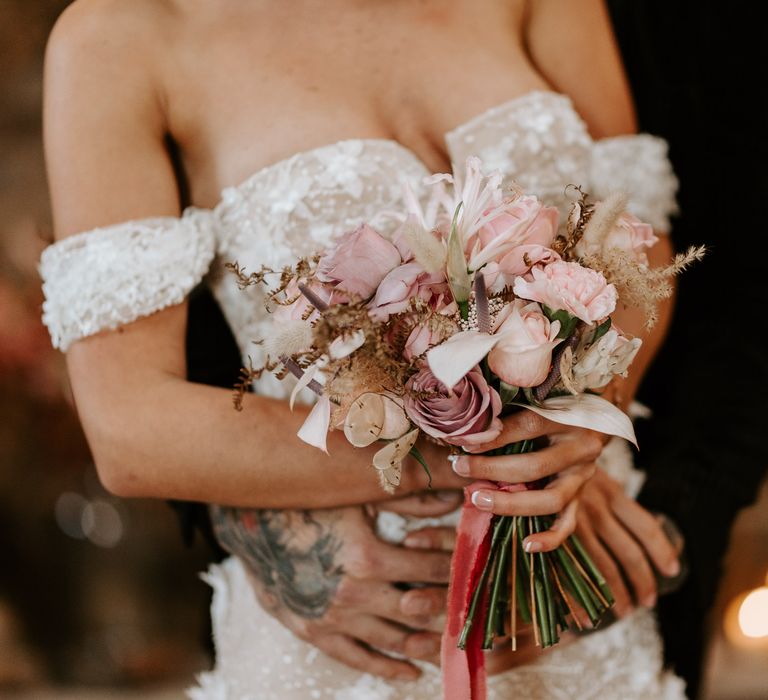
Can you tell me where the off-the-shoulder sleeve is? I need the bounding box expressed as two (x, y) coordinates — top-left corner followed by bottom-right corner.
(40, 209), (216, 351)
(589, 134), (679, 232)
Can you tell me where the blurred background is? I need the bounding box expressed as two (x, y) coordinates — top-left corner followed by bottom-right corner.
(0, 2), (766, 699)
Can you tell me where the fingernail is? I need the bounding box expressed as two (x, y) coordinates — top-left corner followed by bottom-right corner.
(450, 456), (470, 476)
(401, 594), (432, 616)
(665, 558), (681, 577)
(404, 535), (431, 550)
(524, 539), (542, 553)
(436, 489), (461, 503)
(470, 491), (493, 510)
(642, 593), (657, 608)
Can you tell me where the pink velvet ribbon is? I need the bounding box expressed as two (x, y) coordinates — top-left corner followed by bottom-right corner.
(441, 481), (526, 700)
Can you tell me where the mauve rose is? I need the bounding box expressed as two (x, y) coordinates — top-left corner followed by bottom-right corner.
(316, 224), (402, 299)
(404, 366), (502, 449)
(513, 260), (617, 324)
(368, 262), (454, 321)
(488, 300), (563, 387)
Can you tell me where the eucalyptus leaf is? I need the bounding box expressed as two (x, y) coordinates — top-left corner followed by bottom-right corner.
(591, 317), (612, 344)
(499, 382), (520, 405)
(543, 305), (579, 339)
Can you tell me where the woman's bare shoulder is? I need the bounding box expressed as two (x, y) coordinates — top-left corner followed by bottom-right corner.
(47, 0), (177, 68)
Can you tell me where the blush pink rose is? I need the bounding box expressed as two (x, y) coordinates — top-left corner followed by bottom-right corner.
(403, 323), (448, 361)
(368, 262), (455, 321)
(316, 224), (402, 299)
(484, 245), (562, 293)
(487, 300), (563, 387)
(272, 279), (337, 323)
(605, 212), (659, 263)
(404, 366), (502, 449)
(469, 196), (559, 270)
(513, 260), (617, 324)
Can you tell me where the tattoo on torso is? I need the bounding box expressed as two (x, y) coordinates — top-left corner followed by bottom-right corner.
(210, 506), (343, 619)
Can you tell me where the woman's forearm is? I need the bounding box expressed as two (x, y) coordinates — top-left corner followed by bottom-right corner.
(610, 235), (676, 408)
(67, 324), (455, 508)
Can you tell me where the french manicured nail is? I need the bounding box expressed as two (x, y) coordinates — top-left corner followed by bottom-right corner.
(436, 489), (461, 503)
(404, 535), (431, 549)
(524, 540), (542, 553)
(642, 593), (657, 608)
(450, 455), (470, 476)
(665, 558), (681, 577)
(470, 491), (493, 510)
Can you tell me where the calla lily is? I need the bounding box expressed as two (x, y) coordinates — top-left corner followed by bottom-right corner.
(344, 392), (411, 447)
(289, 362), (321, 410)
(426, 330), (500, 390)
(516, 393), (637, 447)
(297, 395), (332, 452)
(372, 428), (420, 493)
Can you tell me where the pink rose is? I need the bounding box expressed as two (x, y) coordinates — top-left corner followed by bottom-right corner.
(468, 196), (559, 269)
(605, 213), (658, 263)
(513, 260), (617, 324)
(487, 300), (563, 387)
(484, 245), (562, 293)
(368, 262), (455, 321)
(404, 366), (502, 449)
(403, 323), (447, 361)
(272, 279), (336, 323)
(316, 224), (402, 299)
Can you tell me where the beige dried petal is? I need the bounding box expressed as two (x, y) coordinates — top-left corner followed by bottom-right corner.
(344, 393), (386, 447)
(372, 429), (419, 474)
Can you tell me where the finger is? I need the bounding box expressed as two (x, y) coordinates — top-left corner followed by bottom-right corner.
(378, 490), (463, 517)
(342, 613), (415, 657)
(469, 465), (592, 516)
(610, 499), (681, 578)
(404, 526), (457, 552)
(403, 631), (442, 664)
(454, 436), (603, 482)
(523, 499), (579, 553)
(336, 579), (445, 632)
(357, 541), (452, 584)
(593, 507), (657, 608)
(462, 409), (572, 453)
(575, 518), (633, 619)
(315, 633), (420, 681)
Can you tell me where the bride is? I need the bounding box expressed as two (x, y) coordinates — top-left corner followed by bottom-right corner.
(41, 0), (684, 697)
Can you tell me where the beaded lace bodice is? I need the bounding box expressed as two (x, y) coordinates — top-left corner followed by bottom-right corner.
(41, 91), (677, 376)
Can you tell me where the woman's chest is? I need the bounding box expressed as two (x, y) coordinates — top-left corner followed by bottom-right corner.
(162, 0), (547, 207)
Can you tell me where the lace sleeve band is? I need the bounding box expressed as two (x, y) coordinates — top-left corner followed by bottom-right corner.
(40, 210), (216, 351)
(589, 134), (679, 233)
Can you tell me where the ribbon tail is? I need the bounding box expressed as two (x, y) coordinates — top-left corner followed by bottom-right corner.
(442, 482), (495, 700)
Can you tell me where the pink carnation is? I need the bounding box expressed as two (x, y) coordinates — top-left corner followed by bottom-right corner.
(513, 260), (617, 324)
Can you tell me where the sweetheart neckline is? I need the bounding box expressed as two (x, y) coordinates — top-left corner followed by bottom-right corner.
(208, 89), (578, 213)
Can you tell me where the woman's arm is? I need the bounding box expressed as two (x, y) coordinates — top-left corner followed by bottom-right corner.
(44, 2), (457, 508)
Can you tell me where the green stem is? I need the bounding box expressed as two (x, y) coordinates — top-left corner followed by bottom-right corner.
(458, 516), (506, 649)
(570, 534), (615, 606)
(483, 517), (515, 648)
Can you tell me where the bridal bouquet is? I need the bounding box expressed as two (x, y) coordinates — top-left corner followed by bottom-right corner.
(230, 157), (702, 699)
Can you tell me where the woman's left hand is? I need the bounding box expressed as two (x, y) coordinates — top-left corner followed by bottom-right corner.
(449, 409), (609, 551)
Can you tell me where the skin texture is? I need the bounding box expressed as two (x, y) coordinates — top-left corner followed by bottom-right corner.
(44, 0), (678, 679)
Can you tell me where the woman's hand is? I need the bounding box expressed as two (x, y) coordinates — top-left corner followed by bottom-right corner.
(449, 409), (608, 551)
(574, 468), (681, 616)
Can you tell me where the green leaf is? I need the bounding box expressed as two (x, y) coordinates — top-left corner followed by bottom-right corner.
(409, 445), (432, 489)
(591, 317), (612, 344)
(542, 305), (579, 339)
(499, 381), (520, 405)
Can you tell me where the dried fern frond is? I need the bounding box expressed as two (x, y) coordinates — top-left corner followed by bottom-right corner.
(553, 186), (596, 261)
(232, 356), (279, 411)
(582, 245), (706, 328)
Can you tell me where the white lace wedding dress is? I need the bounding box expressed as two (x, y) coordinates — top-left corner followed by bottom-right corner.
(41, 91), (685, 699)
